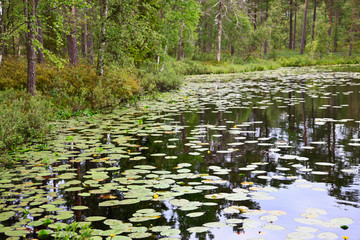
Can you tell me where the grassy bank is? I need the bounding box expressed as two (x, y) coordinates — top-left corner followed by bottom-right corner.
(175, 51), (360, 75)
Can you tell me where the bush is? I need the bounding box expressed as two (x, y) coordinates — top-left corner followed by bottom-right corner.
(0, 89), (55, 153)
(0, 57), (142, 111)
(142, 67), (182, 92)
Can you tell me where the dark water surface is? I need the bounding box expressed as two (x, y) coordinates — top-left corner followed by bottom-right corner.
(1, 68), (360, 240)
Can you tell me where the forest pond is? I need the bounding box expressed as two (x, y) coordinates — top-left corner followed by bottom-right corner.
(1, 67), (360, 240)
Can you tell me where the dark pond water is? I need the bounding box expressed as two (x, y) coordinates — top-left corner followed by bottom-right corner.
(1, 67), (360, 240)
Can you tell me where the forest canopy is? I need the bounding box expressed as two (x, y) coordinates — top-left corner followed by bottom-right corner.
(0, 0), (359, 95)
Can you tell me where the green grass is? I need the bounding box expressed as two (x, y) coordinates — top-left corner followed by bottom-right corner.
(180, 50), (360, 74)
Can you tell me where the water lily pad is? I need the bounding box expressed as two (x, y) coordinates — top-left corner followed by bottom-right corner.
(128, 232), (151, 238)
(72, 206), (89, 210)
(286, 231), (315, 239)
(305, 208), (327, 215)
(186, 212), (205, 218)
(225, 219), (244, 224)
(329, 217), (354, 226)
(203, 222), (227, 228)
(317, 232), (338, 239)
(187, 226), (210, 233)
(105, 236), (132, 240)
(5, 230), (29, 237)
(160, 228), (180, 236)
(262, 224), (286, 230)
(150, 226), (171, 232)
(0, 211), (15, 221)
(85, 216), (106, 222)
(294, 218), (324, 226)
(295, 226), (319, 232)
(260, 215), (278, 222)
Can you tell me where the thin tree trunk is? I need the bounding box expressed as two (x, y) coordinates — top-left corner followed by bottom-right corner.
(25, 0), (36, 95)
(97, 0), (108, 76)
(289, 0), (293, 49)
(260, 0), (263, 25)
(300, 0), (308, 54)
(311, 0), (317, 41)
(216, 0), (223, 62)
(264, 5), (269, 55)
(327, 0), (333, 51)
(202, 22), (207, 53)
(82, 15), (87, 58)
(207, 23), (211, 54)
(349, 0), (356, 56)
(177, 19), (183, 61)
(12, 36), (15, 56)
(160, 45), (167, 72)
(87, 21), (94, 64)
(35, 0), (44, 63)
(332, 7), (339, 52)
(254, 7), (257, 29)
(67, 3), (79, 67)
(292, 0), (297, 49)
(0, 0), (5, 66)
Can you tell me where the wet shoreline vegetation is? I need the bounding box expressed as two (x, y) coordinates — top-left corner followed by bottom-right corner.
(1, 54), (360, 167)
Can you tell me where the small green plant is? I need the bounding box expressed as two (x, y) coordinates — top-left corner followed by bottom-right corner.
(38, 229), (50, 239)
(22, 209), (29, 218)
(43, 218), (52, 226)
(55, 222), (93, 240)
(36, 144), (49, 151)
(65, 136), (74, 141)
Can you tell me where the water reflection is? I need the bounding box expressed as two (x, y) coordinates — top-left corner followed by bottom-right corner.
(1, 68), (360, 239)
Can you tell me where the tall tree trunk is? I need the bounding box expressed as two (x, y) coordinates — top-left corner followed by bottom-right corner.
(67, 3), (79, 67)
(292, 0), (297, 49)
(207, 22), (211, 54)
(349, 0), (356, 56)
(253, 2), (257, 30)
(260, 0), (263, 25)
(299, 0), (308, 54)
(289, 0), (293, 49)
(87, 15), (94, 65)
(25, 0), (36, 95)
(82, 15), (87, 58)
(264, 5), (269, 55)
(12, 36), (16, 56)
(332, 7), (339, 52)
(202, 22), (207, 53)
(311, 0), (317, 41)
(177, 19), (183, 61)
(216, 0), (222, 62)
(97, 0), (108, 76)
(34, 0), (44, 63)
(327, 0), (333, 51)
(0, 0), (5, 66)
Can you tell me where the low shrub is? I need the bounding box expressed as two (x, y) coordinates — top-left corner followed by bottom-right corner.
(141, 67), (182, 92)
(0, 57), (142, 111)
(0, 89), (55, 154)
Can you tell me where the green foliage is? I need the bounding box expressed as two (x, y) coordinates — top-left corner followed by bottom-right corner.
(142, 67), (182, 92)
(0, 89), (54, 154)
(55, 222), (93, 240)
(0, 58), (142, 111)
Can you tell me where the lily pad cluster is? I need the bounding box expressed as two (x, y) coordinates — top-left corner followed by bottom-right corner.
(1, 68), (360, 239)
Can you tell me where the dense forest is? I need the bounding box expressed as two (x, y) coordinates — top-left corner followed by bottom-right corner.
(0, 0), (359, 92)
(0, 0), (360, 156)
